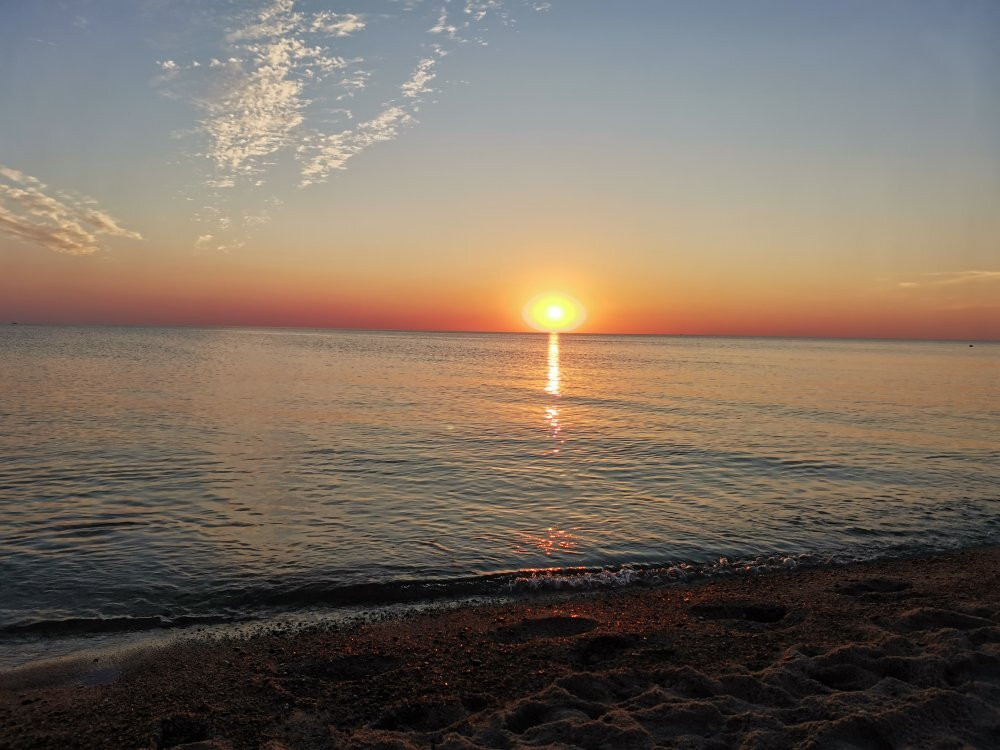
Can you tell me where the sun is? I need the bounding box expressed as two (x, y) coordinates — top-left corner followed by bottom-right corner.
(524, 292), (586, 332)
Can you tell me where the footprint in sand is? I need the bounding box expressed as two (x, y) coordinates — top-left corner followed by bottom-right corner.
(689, 601), (788, 624)
(834, 578), (913, 598)
(491, 615), (598, 643)
(154, 713), (211, 748)
(573, 634), (635, 667)
(283, 653), (401, 682)
(889, 607), (996, 633)
(373, 697), (468, 732)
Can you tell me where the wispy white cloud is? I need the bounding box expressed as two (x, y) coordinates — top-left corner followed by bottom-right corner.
(157, 0), (366, 187)
(898, 270), (1000, 288)
(401, 54), (439, 98)
(311, 11), (366, 37)
(194, 232), (246, 253)
(156, 0), (548, 242)
(0, 165), (142, 255)
(464, 0), (504, 23)
(429, 8), (458, 38)
(206, 4), (358, 178)
(331, 69), (370, 101)
(299, 106), (415, 185)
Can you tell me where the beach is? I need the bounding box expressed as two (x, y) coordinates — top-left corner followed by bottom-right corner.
(3, 546), (998, 749)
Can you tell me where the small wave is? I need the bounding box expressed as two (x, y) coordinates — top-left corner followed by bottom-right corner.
(508, 538), (999, 592)
(2, 614), (235, 637)
(508, 553), (811, 592)
(4, 542), (994, 639)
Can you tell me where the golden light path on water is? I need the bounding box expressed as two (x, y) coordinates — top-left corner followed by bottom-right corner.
(515, 330), (580, 559)
(545, 332), (562, 452)
(545, 332), (560, 396)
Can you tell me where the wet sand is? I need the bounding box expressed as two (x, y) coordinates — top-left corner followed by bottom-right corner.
(2, 547), (999, 749)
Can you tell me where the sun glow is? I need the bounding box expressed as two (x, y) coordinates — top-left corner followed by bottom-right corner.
(524, 292), (586, 332)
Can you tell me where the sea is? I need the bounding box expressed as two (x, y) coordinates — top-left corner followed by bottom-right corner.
(1, 326), (997, 669)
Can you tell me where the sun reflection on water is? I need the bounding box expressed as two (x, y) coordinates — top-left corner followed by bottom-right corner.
(544, 332), (564, 454)
(545, 332), (560, 395)
(515, 332), (578, 558)
(515, 527), (579, 557)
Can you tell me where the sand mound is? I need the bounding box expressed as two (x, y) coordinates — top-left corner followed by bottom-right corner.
(341, 607), (1000, 749)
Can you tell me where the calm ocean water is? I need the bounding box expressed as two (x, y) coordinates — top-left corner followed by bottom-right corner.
(1, 327), (998, 664)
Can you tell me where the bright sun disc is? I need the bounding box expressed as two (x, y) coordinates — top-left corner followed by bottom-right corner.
(524, 292), (586, 332)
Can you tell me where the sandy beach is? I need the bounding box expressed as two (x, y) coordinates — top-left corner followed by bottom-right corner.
(2, 547), (999, 749)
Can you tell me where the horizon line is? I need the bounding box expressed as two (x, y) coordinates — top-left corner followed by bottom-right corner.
(5, 321), (996, 344)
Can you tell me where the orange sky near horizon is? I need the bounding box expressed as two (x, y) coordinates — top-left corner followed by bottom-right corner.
(3, 241), (997, 340)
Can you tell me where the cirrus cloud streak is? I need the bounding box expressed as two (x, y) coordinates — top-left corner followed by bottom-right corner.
(0, 165), (142, 255)
(898, 271), (1000, 288)
(156, 0), (547, 242)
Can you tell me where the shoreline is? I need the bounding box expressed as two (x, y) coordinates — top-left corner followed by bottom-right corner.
(0, 543), (986, 675)
(2, 546), (998, 748)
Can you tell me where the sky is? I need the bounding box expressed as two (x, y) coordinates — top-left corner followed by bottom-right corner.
(1, 0), (998, 339)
